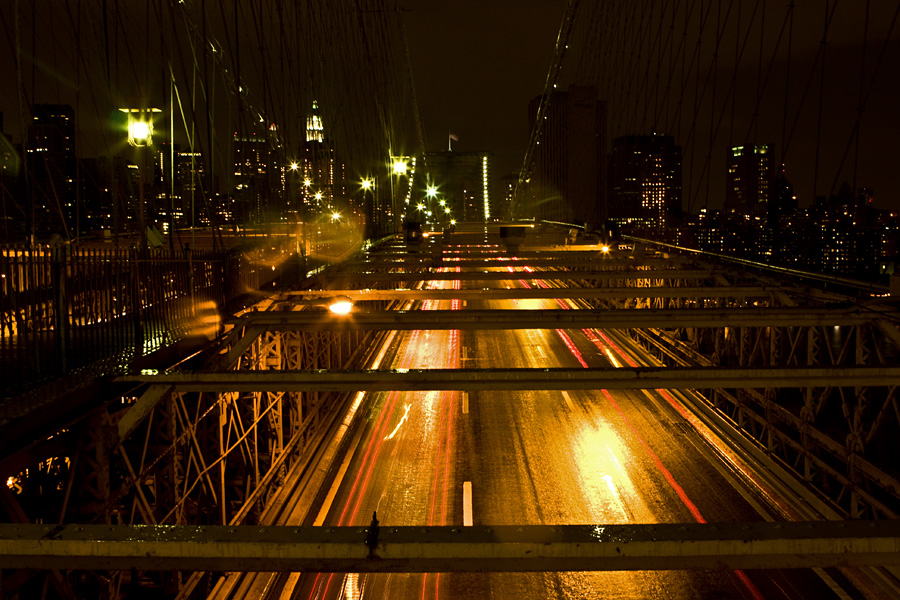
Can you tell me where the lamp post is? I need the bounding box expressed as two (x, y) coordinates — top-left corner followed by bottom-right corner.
(391, 157), (409, 232)
(118, 105), (160, 362)
(361, 178), (375, 239)
(119, 106), (161, 246)
(286, 162), (301, 222)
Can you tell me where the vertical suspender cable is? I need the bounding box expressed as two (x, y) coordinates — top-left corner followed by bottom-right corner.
(779, 2), (794, 176)
(851, 1), (869, 194)
(811, 0), (832, 204)
(512, 0), (581, 219)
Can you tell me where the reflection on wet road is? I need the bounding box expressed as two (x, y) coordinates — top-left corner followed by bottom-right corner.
(295, 263), (844, 599)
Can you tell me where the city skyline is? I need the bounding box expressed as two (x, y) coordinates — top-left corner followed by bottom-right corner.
(0, 2), (897, 215)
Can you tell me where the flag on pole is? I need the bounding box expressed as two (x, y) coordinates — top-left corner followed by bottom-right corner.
(448, 132), (458, 151)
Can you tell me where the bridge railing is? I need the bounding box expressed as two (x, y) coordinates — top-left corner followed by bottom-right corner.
(0, 240), (296, 396)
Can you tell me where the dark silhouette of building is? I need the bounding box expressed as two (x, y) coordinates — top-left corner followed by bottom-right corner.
(0, 112), (23, 240)
(27, 104), (77, 238)
(725, 144), (773, 218)
(525, 85), (607, 227)
(609, 133), (682, 229)
(771, 165), (797, 225)
(497, 171), (518, 222)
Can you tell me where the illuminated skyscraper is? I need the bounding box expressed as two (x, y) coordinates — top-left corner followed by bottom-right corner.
(233, 132), (271, 222)
(609, 134), (682, 228)
(299, 100), (347, 217)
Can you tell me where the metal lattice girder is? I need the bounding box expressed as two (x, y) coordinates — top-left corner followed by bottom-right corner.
(278, 286), (797, 302)
(225, 307), (879, 333)
(120, 366), (900, 393)
(340, 269), (727, 283)
(2, 521), (899, 572)
(352, 257), (678, 270)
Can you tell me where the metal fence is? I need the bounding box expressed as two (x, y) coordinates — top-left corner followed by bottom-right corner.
(0, 242), (294, 395)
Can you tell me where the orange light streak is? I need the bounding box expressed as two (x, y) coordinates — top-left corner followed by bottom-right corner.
(525, 282), (764, 600)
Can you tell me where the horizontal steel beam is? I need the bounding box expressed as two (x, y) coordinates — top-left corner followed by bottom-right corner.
(354, 257), (669, 269)
(226, 307), (873, 332)
(279, 286), (782, 302)
(2, 521), (897, 572)
(341, 269), (726, 283)
(119, 366), (900, 392)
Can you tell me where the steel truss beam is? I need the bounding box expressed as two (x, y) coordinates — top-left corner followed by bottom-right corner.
(339, 269), (727, 283)
(2, 521), (898, 572)
(121, 366), (900, 392)
(224, 307), (876, 332)
(351, 257), (676, 270)
(278, 286), (802, 302)
(365, 250), (641, 260)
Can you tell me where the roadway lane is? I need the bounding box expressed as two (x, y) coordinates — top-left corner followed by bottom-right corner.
(296, 277), (464, 599)
(291, 261), (847, 599)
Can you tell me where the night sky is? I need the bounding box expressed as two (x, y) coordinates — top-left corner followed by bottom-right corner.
(1, 1), (898, 212)
(401, 0), (567, 177)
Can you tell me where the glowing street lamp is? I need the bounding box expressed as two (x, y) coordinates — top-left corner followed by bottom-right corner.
(328, 296), (354, 315)
(444, 207), (451, 214)
(303, 178), (312, 188)
(439, 199), (446, 207)
(119, 107), (161, 147)
(392, 159), (408, 175)
(426, 185), (438, 198)
(119, 105), (161, 252)
(314, 191), (323, 201)
(416, 202), (425, 211)
(290, 162), (299, 171)
(331, 211), (341, 221)
(294, 295), (355, 315)
(361, 178), (373, 190)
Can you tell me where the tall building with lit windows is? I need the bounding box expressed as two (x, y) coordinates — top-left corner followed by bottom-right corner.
(154, 145), (214, 227)
(233, 131), (274, 223)
(298, 100), (346, 217)
(608, 133), (682, 228)
(423, 151), (492, 223)
(726, 144), (772, 217)
(27, 104), (77, 235)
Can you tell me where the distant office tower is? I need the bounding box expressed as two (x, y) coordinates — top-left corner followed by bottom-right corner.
(817, 183), (878, 277)
(297, 100), (347, 219)
(154, 145), (213, 226)
(234, 127), (282, 223)
(524, 85), (607, 226)
(423, 151), (492, 223)
(725, 145), (773, 217)
(608, 134), (682, 228)
(27, 104), (77, 236)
